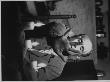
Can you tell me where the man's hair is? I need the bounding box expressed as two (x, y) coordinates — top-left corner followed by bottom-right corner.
(81, 35), (93, 55)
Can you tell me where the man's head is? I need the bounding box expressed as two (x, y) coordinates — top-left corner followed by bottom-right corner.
(69, 34), (93, 55)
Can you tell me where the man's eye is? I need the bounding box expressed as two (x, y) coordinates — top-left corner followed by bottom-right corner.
(78, 39), (82, 44)
(67, 36), (70, 40)
(78, 39), (81, 42)
(80, 46), (84, 52)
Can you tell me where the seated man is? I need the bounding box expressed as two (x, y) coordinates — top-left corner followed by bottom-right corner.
(23, 21), (93, 81)
(46, 22), (97, 81)
(23, 21), (70, 81)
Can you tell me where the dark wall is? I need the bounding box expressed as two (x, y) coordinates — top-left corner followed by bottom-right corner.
(1, 2), (23, 80)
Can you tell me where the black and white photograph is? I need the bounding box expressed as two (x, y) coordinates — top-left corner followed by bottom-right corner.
(1, 0), (110, 81)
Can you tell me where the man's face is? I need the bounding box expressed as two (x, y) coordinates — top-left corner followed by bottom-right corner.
(69, 36), (84, 54)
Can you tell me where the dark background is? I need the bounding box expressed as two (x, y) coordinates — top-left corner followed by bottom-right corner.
(1, 2), (24, 80)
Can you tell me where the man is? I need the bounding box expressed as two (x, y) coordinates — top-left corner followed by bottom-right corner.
(23, 21), (69, 81)
(23, 21), (93, 81)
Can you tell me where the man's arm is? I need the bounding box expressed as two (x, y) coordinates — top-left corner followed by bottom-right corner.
(23, 53), (67, 81)
(33, 55), (67, 81)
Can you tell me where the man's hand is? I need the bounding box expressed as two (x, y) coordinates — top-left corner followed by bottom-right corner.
(67, 49), (81, 56)
(68, 47), (81, 54)
(32, 61), (47, 72)
(32, 61), (38, 72)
